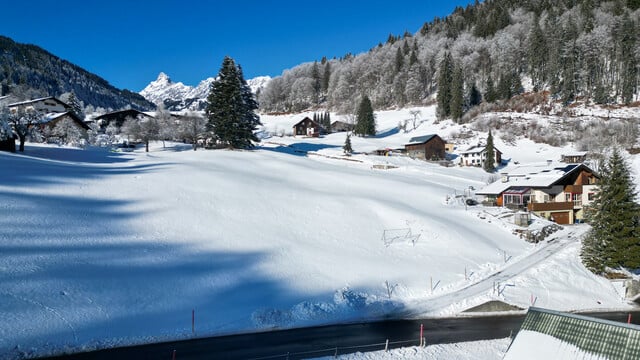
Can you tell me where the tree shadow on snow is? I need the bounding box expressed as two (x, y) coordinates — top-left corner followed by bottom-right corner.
(259, 142), (340, 157)
(0, 187), (310, 359)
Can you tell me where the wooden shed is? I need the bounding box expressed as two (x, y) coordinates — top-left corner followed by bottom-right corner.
(293, 117), (321, 137)
(404, 134), (446, 161)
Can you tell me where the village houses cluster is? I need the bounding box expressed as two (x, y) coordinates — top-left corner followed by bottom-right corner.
(293, 115), (599, 226)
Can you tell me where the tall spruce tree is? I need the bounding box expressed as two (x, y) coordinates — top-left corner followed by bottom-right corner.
(484, 76), (497, 103)
(206, 56), (261, 149)
(436, 52), (453, 119)
(354, 95), (376, 137)
(450, 63), (464, 122)
(483, 130), (496, 172)
(582, 148), (640, 273)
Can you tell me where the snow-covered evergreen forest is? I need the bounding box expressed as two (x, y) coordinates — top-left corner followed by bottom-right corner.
(258, 0), (640, 114)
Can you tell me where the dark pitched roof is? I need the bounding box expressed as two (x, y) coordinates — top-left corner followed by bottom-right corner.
(8, 96), (71, 109)
(293, 116), (320, 127)
(406, 134), (440, 145)
(94, 109), (153, 120)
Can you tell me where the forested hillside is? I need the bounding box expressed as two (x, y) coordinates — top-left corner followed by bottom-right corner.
(259, 0), (640, 114)
(0, 36), (154, 111)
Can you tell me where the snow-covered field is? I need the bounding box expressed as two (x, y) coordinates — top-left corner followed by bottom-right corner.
(1, 105), (637, 359)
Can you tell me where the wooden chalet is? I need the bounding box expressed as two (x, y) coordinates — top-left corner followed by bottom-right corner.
(94, 109), (154, 129)
(8, 97), (72, 114)
(293, 117), (322, 137)
(476, 162), (599, 224)
(330, 120), (355, 133)
(404, 134), (446, 161)
(40, 112), (90, 131)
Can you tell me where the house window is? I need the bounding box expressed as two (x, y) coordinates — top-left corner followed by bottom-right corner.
(565, 193), (571, 202)
(573, 193), (582, 207)
(504, 194), (522, 206)
(588, 192), (595, 201)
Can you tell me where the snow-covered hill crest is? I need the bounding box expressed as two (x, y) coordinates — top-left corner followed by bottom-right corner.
(140, 72), (271, 111)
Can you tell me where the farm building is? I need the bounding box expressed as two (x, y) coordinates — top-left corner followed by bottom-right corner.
(404, 134), (446, 161)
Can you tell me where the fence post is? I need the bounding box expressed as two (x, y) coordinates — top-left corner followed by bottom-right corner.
(629, 313), (632, 324)
(420, 323), (424, 347)
(385, 339), (389, 352)
(192, 309), (195, 335)
(172, 350), (176, 360)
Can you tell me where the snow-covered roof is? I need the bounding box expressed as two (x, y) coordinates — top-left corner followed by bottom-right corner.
(504, 307), (640, 359)
(476, 162), (583, 195)
(8, 96), (69, 108)
(459, 144), (502, 155)
(406, 134), (439, 145)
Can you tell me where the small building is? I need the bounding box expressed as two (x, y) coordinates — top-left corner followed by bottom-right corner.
(293, 117), (322, 137)
(444, 142), (455, 153)
(459, 144), (502, 168)
(331, 120), (355, 133)
(94, 109), (154, 130)
(561, 151), (588, 163)
(504, 307), (640, 359)
(404, 134), (446, 161)
(8, 97), (72, 114)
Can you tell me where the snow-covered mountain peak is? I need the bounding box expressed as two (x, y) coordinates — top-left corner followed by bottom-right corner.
(155, 72), (171, 84)
(139, 73), (271, 111)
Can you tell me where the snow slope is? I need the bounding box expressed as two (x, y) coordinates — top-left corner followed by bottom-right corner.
(1, 105), (637, 359)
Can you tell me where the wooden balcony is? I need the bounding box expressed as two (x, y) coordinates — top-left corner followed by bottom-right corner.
(564, 185), (583, 193)
(528, 201), (575, 212)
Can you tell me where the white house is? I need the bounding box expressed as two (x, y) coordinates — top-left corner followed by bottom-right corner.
(459, 144), (502, 167)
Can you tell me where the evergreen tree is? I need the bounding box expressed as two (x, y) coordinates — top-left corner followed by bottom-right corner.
(343, 133), (353, 155)
(66, 91), (85, 120)
(436, 52), (453, 119)
(322, 62), (331, 94)
(484, 76), (497, 103)
(354, 95), (376, 137)
(528, 16), (548, 89)
(323, 111), (331, 133)
(395, 47), (404, 73)
(483, 130), (496, 172)
(582, 148), (640, 273)
(311, 61), (321, 104)
(620, 15), (637, 104)
(450, 63), (464, 122)
(206, 56), (261, 149)
(468, 83), (482, 107)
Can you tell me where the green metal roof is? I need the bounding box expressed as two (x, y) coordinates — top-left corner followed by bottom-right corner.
(520, 307), (640, 359)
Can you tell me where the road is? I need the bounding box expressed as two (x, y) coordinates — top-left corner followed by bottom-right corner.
(41, 311), (640, 360)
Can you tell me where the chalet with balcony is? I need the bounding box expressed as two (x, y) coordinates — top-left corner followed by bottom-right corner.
(405, 134), (446, 161)
(476, 162), (599, 224)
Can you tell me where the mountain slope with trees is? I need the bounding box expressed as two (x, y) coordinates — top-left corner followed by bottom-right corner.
(259, 0), (639, 115)
(0, 36), (154, 111)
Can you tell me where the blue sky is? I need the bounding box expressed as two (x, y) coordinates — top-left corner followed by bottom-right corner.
(2, 0), (473, 92)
